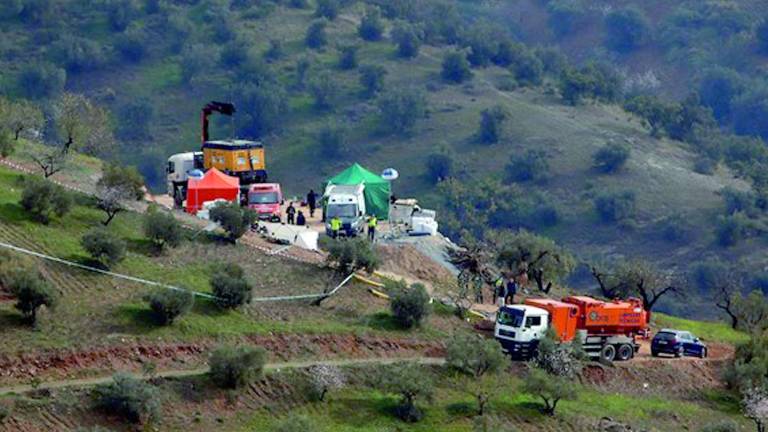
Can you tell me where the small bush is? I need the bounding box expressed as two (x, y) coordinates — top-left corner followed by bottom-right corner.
(317, 122), (347, 158)
(210, 263), (252, 309)
(16, 62), (66, 100)
(716, 213), (749, 247)
(338, 45), (359, 70)
(359, 7), (384, 41)
(699, 420), (739, 432)
(390, 283), (430, 329)
(377, 88), (425, 135)
(426, 149), (455, 184)
(209, 201), (256, 243)
(441, 51), (472, 84)
(478, 106), (508, 144)
(308, 71), (340, 110)
(93, 373), (160, 424)
(594, 191), (636, 223)
(522, 368), (576, 415)
(359, 65), (387, 98)
(0, 129), (14, 158)
(115, 30), (147, 63)
(145, 289), (194, 325)
(264, 39), (284, 62)
(209, 345), (266, 389)
(143, 208), (182, 251)
(306, 19), (328, 49)
(326, 238), (379, 273)
(604, 8), (648, 53)
(314, 0), (339, 20)
(20, 177), (72, 224)
(693, 157), (716, 175)
(392, 23), (421, 59)
(506, 150), (549, 183)
(593, 142), (630, 173)
(81, 228), (126, 266)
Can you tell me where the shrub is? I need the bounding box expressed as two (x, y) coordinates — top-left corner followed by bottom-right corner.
(0, 129), (14, 158)
(699, 67), (744, 123)
(441, 51), (472, 84)
(20, 177), (72, 224)
(594, 191), (636, 223)
(512, 51), (544, 86)
(81, 228), (126, 266)
(359, 65), (387, 98)
(274, 414), (317, 432)
(145, 289), (194, 325)
(115, 30), (147, 63)
(143, 208), (182, 251)
(209, 345), (266, 389)
(308, 71), (339, 110)
(180, 44), (210, 83)
(308, 364), (345, 402)
(93, 373), (160, 424)
(604, 8), (648, 53)
(210, 263), (252, 309)
(116, 98), (154, 141)
(546, 0), (585, 39)
(306, 19), (328, 49)
(289, 0), (308, 8)
(317, 122), (347, 158)
(390, 283), (430, 329)
(359, 7), (384, 41)
(478, 106), (508, 144)
(377, 88), (425, 135)
(506, 149), (549, 183)
(446, 333), (505, 378)
(426, 149), (454, 184)
(234, 81), (288, 138)
(9, 270), (57, 325)
(326, 238), (379, 273)
(716, 212), (750, 247)
(219, 40), (249, 68)
(209, 201), (256, 243)
(392, 23), (421, 59)
(338, 45), (358, 70)
(659, 214), (689, 243)
(593, 142), (630, 173)
(378, 363), (434, 422)
(522, 368), (576, 415)
(314, 0), (339, 20)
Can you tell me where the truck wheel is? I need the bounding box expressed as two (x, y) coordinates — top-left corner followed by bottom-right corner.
(600, 345), (616, 362)
(617, 344), (634, 361)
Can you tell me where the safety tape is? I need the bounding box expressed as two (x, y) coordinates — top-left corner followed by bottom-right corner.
(0, 240), (355, 303)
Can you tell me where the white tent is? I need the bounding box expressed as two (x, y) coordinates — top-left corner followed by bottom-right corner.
(258, 222), (319, 251)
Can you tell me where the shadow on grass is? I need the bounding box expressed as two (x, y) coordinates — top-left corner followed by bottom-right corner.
(63, 254), (109, 270)
(125, 238), (157, 256)
(363, 312), (407, 332)
(445, 401), (475, 417)
(327, 396), (400, 427)
(111, 305), (158, 335)
(0, 202), (32, 224)
(0, 308), (27, 329)
(193, 298), (228, 317)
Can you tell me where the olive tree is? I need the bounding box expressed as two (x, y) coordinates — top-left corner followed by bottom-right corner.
(209, 345), (266, 389)
(522, 367), (576, 416)
(0, 97), (44, 141)
(390, 282), (431, 329)
(377, 88), (425, 135)
(81, 227), (126, 267)
(93, 373), (160, 424)
(143, 207), (182, 251)
(20, 177), (72, 224)
(496, 230), (575, 294)
(8, 270), (58, 325)
(209, 201), (256, 243)
(378, 363), (434, 422)
(590, 259), (682, 312)
(145, 289), (194, 325)
(210, 263), (253, 309)
(446, 333), (506, 415)
(478, 106), (508, 144)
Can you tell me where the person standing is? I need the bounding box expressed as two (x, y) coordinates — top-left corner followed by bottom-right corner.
(286, 202), (296, 225)
(330, 215), (341, 238)
(296, 210), (306, 226)
(307, 189), (317, 218)
(493, 276), (504, 306)
(506, 277), (518, 305)
(472, 274), (484, 304)
(367, 214), (378, 242)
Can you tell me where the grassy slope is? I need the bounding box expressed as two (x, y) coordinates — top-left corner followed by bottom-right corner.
(0, 164), (448, 355)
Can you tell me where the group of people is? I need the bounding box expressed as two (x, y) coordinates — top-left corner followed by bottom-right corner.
(493, 275), (519, 306)
(328, 213), (378, 241)
(284, 189), (319, 227)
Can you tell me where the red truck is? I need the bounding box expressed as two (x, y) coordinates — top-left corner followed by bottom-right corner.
(247, 183), (282, 222)
(494, 295), (649, 362)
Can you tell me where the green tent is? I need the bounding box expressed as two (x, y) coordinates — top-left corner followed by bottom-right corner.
(326, 163), (391, 219)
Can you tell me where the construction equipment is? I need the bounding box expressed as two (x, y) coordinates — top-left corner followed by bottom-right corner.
(389, 199), (438, 236)
(166, 101), (267, 207)
(494, 295), (649, 362)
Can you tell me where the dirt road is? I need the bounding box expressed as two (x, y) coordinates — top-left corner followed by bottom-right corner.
(0, 356), (445, 396)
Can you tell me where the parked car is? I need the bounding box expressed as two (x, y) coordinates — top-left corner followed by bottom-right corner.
(651, 329), (707, 358)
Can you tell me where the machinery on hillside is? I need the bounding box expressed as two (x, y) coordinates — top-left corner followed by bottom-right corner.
(166, 101), (268, 207)
(494, 295), (649, 362)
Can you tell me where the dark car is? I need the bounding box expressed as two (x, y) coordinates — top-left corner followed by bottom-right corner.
(651, 329), (707, 358)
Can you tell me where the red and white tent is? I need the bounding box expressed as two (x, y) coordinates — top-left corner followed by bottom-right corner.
(185, 168), (240, 215)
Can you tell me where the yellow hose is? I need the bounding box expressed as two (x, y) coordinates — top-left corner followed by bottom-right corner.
(353, 273), (386, 288)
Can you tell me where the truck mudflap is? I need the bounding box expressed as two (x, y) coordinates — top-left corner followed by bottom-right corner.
(496, 338), (538, 360)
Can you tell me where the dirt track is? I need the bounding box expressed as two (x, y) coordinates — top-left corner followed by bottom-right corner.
(0, 334), (444, 385)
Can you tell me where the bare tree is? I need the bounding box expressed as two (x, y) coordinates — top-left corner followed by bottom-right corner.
(96, 185), (132, 226)
(711, 267), (744, 329)
(743, 387), (768, 432)
(309, 364), (345, 402)
(450, 245), (498, 314)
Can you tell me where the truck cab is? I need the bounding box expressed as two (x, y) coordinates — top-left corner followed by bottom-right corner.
(248, 183), (282, 222)
(166, 152), (203, 207)
(494, 305), (549, 359)
(324, 184), (366, 237)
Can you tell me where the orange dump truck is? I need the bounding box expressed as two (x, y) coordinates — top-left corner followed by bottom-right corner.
(494, 296), (649, 361)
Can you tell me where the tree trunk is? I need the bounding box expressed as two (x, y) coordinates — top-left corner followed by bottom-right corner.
(102, 210), (119, 226)
(477, 392), (488, 416)
(14, 127), (22, 140)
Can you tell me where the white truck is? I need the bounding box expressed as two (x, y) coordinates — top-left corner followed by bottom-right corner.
(166, 152), (203, 207)
(324, 184), (366, 237)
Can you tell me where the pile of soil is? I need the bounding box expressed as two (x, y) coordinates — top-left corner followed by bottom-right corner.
(376, 243), (455, 288)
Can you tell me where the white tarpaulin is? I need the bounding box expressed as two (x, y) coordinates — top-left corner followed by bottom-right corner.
(259, 222), (319, 251)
